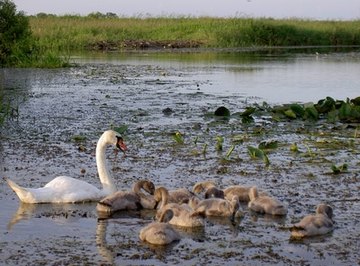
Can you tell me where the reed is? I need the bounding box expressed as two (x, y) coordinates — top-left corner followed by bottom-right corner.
(28, 16), (360, 51)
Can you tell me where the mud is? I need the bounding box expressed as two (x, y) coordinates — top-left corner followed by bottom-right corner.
(0, 53), (359, 265)
(88, 40), (203, 51)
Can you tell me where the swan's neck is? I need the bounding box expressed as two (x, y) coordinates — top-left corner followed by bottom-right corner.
(96, 139), (117, 194)
(159, 188), (169, 209)
(132, 181), (143, 194)
(249, 187), (258, 201)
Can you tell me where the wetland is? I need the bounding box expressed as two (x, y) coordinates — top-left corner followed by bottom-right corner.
(0, 49), (360, 265)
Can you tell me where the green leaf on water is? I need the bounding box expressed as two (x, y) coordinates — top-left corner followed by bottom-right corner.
(216, 136), (224, 151)
(71, 135), (86, 142)
(241, 107), (256, 117)
(225, 145), (235, 159)
(247, 146), (265, 159)
(331, 163), (348, 174)
(173, 131), (184, 144)
(290, 143), (299, 152)
(113, 125), (128, 134)
(248, 146), (270, 165)
(258, 140), (278, 150)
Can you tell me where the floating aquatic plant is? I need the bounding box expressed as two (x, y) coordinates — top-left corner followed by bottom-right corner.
(247, 145), (270, 166)
(113, 125), (128, 134)
(290, 143), (299, 153)
(240, 107), (256, 123)
(331, 163), (348, 174)
(231, 134), (248, 145)
(202, 143), (208, 155)
(216, 136), (224, 151)
(258, 139), (278, 150)
(173, 131), (184, 144)
(71, 134), (86, 142)
(225, 145), (235, 159)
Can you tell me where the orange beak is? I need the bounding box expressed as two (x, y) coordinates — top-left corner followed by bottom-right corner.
(116, 137), (127, 153)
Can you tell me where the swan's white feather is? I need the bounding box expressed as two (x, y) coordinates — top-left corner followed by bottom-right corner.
(6, 130), (123, 204)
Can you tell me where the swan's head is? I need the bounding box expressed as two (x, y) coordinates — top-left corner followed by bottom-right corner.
(101, 130), (127, 153)
(116, 135), (127, 153)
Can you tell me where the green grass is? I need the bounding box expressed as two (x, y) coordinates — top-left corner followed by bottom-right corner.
(28, 16), (360, 52)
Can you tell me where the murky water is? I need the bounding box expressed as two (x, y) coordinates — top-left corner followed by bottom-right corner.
(1, 50), (359, 265)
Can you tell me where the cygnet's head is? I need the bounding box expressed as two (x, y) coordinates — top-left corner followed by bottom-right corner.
(316, 204), (333, 219)
(204, 187), (225, 199)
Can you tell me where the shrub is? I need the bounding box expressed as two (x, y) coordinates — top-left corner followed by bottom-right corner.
(0, 0), (33, 66)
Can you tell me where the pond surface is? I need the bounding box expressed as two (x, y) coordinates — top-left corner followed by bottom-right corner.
(0, 49), (359, 265)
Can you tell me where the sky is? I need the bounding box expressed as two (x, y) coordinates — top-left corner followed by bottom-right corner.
(12, 0), (360, 20)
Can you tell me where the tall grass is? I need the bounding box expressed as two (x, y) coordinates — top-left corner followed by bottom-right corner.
(29, 16), (360, 51)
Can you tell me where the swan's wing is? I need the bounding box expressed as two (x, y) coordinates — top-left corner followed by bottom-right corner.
(7, 176), (105, 203)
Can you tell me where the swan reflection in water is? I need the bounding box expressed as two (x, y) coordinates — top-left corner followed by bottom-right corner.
(7, 202), (97, 230)
(96, 209), (207, 263)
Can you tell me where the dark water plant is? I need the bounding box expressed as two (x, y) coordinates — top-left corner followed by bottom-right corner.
(264, 96), (360, 123)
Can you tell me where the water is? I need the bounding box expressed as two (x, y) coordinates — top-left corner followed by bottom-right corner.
(72, 50), (360, 103)
(1, 50), (359, 265)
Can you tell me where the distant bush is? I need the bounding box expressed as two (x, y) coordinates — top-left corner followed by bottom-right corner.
(87, 12), (118, 19)
(0, 0), (33, 66)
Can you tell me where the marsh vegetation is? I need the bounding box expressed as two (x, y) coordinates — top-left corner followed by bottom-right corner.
(29, 15), (360, 52)
(1, 52), (359, 265)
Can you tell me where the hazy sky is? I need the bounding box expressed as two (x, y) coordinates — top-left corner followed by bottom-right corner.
(12, 0), (360, 20)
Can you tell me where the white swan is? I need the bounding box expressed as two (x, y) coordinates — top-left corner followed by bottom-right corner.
(6, 130), (127, 203)
(290, 204), (334, 238)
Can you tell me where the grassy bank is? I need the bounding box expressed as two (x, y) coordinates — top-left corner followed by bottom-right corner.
(29, 16), (360, 52)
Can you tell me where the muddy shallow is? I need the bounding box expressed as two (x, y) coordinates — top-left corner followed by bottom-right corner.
(1, 51), (360, 265)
